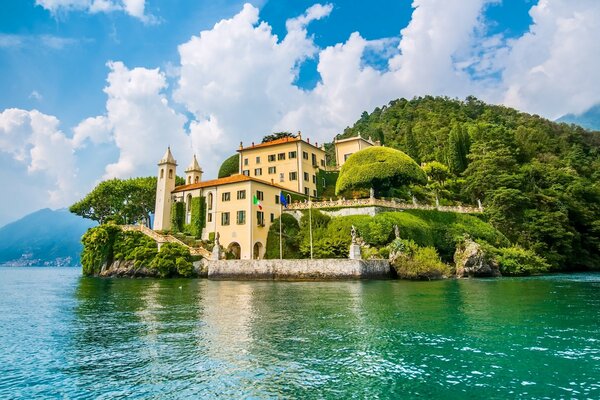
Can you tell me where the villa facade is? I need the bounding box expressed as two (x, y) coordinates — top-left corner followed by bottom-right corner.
(153, 133), (376, 260)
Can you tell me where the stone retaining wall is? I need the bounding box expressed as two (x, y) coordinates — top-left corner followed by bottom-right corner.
(207, 259), (391, 280)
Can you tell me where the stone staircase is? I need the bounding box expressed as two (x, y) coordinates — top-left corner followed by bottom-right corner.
(121, 224), (211, 259)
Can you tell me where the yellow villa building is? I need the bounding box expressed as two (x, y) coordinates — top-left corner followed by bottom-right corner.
(153, 133), (375, 260)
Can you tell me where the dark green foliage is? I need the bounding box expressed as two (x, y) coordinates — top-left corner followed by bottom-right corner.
(265, 214), (302, 259)
(70, 177), (157, 225)
(316, 170), (339, 199)
(262, 132), (295, 143)
(336, 147), (426, 195)
(81, 226), (193, 277)
(218, 154), (240, 178)
(336, 96), (600, 271)
(388, 238), (451, 280)
(171, 202), (185, 233)
(80, 224), (121, 276)
(323, 210), (506, 261)
(187, 196), (206, 238)
(149, 242), (193, 278)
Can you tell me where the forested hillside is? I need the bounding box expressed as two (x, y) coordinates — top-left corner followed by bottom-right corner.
(336, 96), (600, 270)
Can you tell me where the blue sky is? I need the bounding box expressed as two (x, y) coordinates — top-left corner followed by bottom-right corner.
(1, 0), (599, 225)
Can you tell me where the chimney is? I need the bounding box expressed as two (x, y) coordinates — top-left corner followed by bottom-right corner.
(307, 138), (310, 144)
(252, 141), (255, 147)
(239, 141), (243, 150)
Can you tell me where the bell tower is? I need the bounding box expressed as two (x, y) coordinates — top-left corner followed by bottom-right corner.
(185, 155), (203, 185)
(153, 147), (177, 231)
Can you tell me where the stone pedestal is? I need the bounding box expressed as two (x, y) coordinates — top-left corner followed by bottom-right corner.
(349, 244), (362, 260)
(211, 245), (222, 261)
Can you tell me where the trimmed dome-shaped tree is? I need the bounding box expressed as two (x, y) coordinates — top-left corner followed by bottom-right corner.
(218, 154), (240, 178)
(335, 147), (426, 195)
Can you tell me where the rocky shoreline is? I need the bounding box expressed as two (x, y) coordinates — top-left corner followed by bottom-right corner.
(94, 240), (501, 280)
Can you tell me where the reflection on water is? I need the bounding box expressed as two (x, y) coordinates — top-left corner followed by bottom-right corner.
(0, 268), (599, 399)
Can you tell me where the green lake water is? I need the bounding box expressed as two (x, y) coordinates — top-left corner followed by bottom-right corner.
(0, 267), (599, 399)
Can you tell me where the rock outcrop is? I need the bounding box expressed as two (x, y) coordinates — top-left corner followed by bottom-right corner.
(454, 239), (500, 278)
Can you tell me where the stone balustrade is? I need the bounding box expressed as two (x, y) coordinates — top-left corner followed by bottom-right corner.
(286, 197), (482, 214)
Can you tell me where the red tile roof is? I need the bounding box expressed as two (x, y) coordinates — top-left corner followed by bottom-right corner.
(172, 174), (295, 193)
(237, 136), (324, 152)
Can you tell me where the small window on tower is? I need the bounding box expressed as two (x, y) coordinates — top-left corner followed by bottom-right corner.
(160, 169), (164, 179)
(168, 169), (173, 179)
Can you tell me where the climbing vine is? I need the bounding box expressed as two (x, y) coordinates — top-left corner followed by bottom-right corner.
(171, 201), (185, 233)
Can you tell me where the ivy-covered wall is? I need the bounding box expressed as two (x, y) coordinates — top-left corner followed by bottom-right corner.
(171, 201), (185, 233)
(187, 196), (206, 238)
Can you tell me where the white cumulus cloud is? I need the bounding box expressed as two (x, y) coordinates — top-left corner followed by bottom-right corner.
(0, 108), (76, 205)
(35, 0), (155, 23)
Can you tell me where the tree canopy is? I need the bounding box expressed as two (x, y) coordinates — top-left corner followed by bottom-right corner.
(335, 147), (426, 195)
(70, 177), (157, 225)
(336, 95), (600, 270)
(218, 154), (239, 178)
(262, 132), (295, 143)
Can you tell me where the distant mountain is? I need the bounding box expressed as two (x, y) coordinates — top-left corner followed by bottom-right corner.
(0, 208), (96, 267)
(557, 104), (600, 131)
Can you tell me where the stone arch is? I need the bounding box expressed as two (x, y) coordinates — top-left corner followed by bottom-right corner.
(253, 242), (263, 260)
(286, 194), (292, 205)
(227, 242), (241, 259)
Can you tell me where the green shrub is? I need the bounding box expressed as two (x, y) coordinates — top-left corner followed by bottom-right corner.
(336, 147), (427, 195)
(176, 257), (194, 277)
(389, 239), (451, 280)
(265, 214), (302, 259)
(218, 154), (240, 178)
(80, 224), (121, 276)
(496, 246), (550, 276)
(149, 242), (192, 278)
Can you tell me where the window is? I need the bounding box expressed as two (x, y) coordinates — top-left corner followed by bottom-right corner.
(168, 169), (173, 179)
(195, 176), (200, 183)
(322, 178), (326, 188)
(222, 192), (230, 201)
(254, 168), (262, 176)
(303, 151), (308, 160)
(289, 171), (297, 181)
(244, 158), (248, 166)
(208, 193), (213, 210)
(304, 187), (309, 195)
(256, 156), (261, 164)
(313, 190), (317, 197)
(207, 213), (213, 222)
(268, 154), (276, 162)
(257, 211), (265, 226)
(279, 173), (285, 182)
(270, 213), (275, 223)
(256, 190), (264, 201)
(188, 176), (191, 184)
(221, 212), (230, 226)
(236, 210), (246, 225)
(320, 159), (325, 167)
(277, 153), (286, 160)
(160, 169), (164, 179)
(289, 151), (297, 159)
(312, 175), (316, 184)
(275, 195), (280, 204)
(242, 170), (250, 176)
(237, 190), (246, 200)
(287, 194), (292, 204)
(344, 153), (352, 161)
(312, 153), (317, 165)
(268, 166), (276, 174)
(303, 172), (309, 181)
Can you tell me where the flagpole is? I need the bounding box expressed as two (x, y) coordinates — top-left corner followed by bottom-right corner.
(309, 196), (313, 260)
(279, 200), (283, 260)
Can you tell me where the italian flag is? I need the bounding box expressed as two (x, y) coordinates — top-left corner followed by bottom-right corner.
(253, 195), (263, 210)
